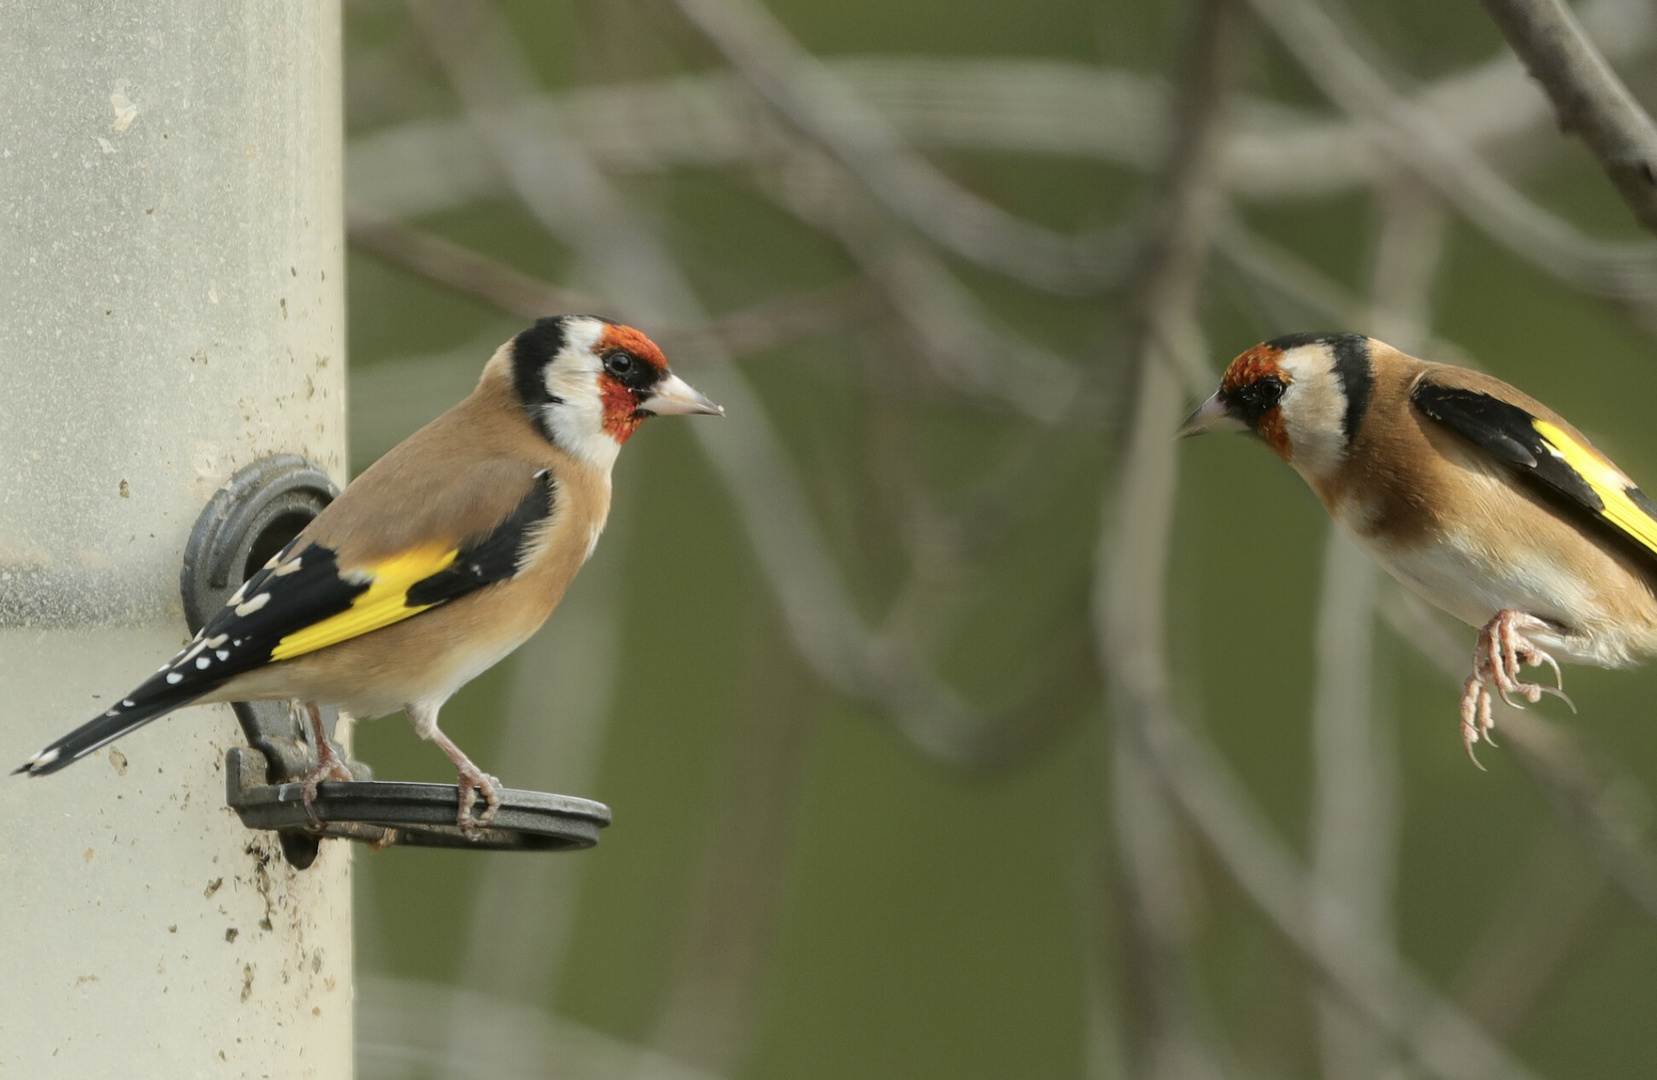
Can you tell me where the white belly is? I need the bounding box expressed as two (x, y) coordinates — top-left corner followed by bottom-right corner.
(1352, 526), (1622, 667)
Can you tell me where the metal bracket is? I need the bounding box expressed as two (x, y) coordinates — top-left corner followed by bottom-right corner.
(226, 747), (609, 851)
(182, 455), (611, 868)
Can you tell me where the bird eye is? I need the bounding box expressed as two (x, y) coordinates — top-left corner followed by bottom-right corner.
(603, 351), (634, 377)
(1227, 375), (1286, 425)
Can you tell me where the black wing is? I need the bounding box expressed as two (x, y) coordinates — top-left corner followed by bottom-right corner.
(16, 471), (557, 775)
(1410, 378), (1657, 563)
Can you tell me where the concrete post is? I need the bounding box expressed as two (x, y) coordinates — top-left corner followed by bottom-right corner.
(0, 2), (352, 1075)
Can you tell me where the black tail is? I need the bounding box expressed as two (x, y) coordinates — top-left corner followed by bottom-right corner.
(14, 678), (214, 776)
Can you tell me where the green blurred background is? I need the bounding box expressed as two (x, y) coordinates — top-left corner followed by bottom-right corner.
(343, 0), (1657, 1076)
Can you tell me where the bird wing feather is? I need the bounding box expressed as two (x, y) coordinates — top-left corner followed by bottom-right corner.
(1410, 376), (1657, 562)
(15, 467), (559, 776)
(228, 467), (558, 671)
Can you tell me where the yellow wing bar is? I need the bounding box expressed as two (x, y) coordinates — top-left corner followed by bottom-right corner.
(269, 545), (459, 661)
(1532, 419), (1657, 558)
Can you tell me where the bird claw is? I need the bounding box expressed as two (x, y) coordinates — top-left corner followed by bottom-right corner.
(1461, 610), (1568, 763)
(1460, 675), (1492, 769)
(454, 762), (503, 839)
(421, 718), (504, 840)
(298, 747), (355, 823)
(298, 702), (355, 824)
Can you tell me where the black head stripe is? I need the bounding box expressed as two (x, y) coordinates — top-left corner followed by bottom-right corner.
(1326, 335), (1372, 445)
(512, 318), (568, 431)
(1264, 331), (1371, 446)
(1264, 331), (1333, 351)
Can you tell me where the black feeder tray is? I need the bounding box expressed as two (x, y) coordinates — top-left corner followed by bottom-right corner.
(181, 455), (612, 869)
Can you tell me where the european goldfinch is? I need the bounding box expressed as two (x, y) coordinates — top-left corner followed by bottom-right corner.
(1180, 333), (1657, 762)
(15, 315), (721, 831)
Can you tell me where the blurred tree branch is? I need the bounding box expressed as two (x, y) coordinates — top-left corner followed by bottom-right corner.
(1096, 1), (1239, 1076)
(1482, 0), (1657, 234)
(350, 0), (1657, 211)
(1244, 0), (1657, 303)
(747, 139), (1088, 417)
(348, 213), (886, 358)
(1310, 173), (1445, 1080)
(667, 0), (1131, 294)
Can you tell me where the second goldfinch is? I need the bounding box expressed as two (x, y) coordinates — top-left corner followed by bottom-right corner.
(1181, 333), (1657, 761)
(15, 315), (722, 831)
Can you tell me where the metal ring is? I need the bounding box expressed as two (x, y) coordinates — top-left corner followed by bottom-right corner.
(226, 748), (610, 852)
(180, 454), (339, 633)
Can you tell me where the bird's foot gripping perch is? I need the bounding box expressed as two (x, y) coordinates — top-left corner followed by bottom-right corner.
(299, 702), (356, 815)
(1459, 610), (1575, 766)
(432, 729), (501, 838)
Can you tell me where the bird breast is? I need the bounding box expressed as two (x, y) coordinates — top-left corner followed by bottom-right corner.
(1346, 503), (1657, 670)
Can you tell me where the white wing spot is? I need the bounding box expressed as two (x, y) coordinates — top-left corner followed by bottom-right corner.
(206, 634), (227, 648)
(31, 748), (60, 769)
(122, 699), (135, 707)
(165, 672), (183, 684)
(225, 582), (249, 606)
(215, 650), (230, 661)
(235, 593), (271, 616)
(274, 557), (303, 576)
(195, 656), (211, 669)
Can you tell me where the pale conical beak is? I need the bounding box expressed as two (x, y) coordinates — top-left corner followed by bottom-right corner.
(1177, 392), (1246, 438)
(641, 373), (724, 417)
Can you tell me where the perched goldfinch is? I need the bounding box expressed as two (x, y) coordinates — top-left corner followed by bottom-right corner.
(15, 315), (721, 831)
(1181, 333), (1657, 762)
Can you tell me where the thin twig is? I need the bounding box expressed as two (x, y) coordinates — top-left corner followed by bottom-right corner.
(1453, 826), (1610, 1038)
(1096, 1), (1241, 1075)
(1309, 175), (1444, 1080)
(1127, 710), (1549, 1080)
(348, 0), (1657, 213)
(360, 976), (727, 1080)
(749, 139), (1085, 418)
(1309, 529), (1392, 1080)
(349, 212), (887, 358)
(348, 213), (607, 318)
(650, 619), (816, 1073)
(1481, 0), (1657, 234)
(668, 0), (1131, 294)
(1245, 0), (1657, 301)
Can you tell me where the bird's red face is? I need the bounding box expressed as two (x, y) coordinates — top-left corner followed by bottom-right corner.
(1217, 343), (1293, 459)
(1178, 342), (1295, 460)
(589, 322), (724, 447)
(595, 323), (672, 444)
(511, 314), (723, 469)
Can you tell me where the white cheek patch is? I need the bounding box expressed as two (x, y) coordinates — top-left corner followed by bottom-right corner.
(542, 393), (621, 472)
(538, 321), (624, 472)
(1278, 356), (1348, 477)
